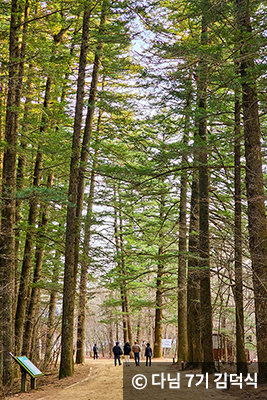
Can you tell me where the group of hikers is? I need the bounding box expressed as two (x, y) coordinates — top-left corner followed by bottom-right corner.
(92, 341), (152, 366)
(112, 341), (152, 367)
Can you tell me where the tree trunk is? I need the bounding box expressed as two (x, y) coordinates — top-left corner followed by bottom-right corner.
(75, 74), (106, 364)
(109, 323), (113, 358)
(187, 165), (202, 367)
(198, 13), (215, 374)
(22, 174), (54, 357)
(177, 90), (190, 362)
(74, 0), (108, 287)
(121, 288), (128, 343)
(124, 292), (133, 348)
(15, 64), (33, 306)
(0, 0), (22, 385)
(13, 0), (29, 156)
(119, 204), (133, 348)
(14, 0), (30, 308)
(154, 245), (163, 358)
(76, 161), (97, 364)
(154, 193), (165, 358)
(75, 75), (107, 361)
(59, 4), (91, 379)
(235, 0), (267, 383)
(113, 196), (128, 344)
(136, 314), (141, 343)
(15, 76), (52, 355)
(234, 96), (247, 374)
(113, 188), (134, 348)
(44, 252), (61, 369)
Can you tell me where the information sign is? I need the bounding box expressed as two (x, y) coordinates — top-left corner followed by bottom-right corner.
(10, 352), (43, 392)
(162, 339), (172, 348)
(16, 356), (43, 378)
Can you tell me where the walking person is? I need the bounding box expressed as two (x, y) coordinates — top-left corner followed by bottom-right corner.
(93, 343), (98, 359)
(124, 342), (131, 366)
(132, 341), (141, 366)
(112, 341), (122, 366)
(145, 343), (152, 366)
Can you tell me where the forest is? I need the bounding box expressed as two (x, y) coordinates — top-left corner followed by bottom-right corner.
(1, 0), (267, 394)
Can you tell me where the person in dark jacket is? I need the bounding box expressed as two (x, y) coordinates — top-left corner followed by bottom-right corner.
(112, 341), (122, 366)
(145, 343), (152, 366)
(124, 342), (131, 366)
(93, 344), (98, 359)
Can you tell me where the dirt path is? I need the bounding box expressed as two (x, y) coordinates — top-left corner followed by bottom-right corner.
(8, 358), (264, 400)
(36, 360), (122, 400)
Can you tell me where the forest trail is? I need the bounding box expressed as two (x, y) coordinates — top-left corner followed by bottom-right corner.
(8, 358), (254, 400)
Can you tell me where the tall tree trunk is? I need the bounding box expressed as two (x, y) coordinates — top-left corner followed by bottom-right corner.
(177, 88), (191, 362)
(74, 0), (108, 282)
(124, 291), (133, 348)
(198, 12), (215, 374)
(15, 65), (33, 306)
(13, 0), (29, 155)
(121, 290), (128, 343)
(108, 322), (113, 358)
(113, 195), (128, 344)
(14, 0), (30, 301)
(0, 86), (5, 184)
(44, 252), (61, 369)
(15, 76), (52, 355)
(234, 95), (247, 374)
(59, 4), (91, 379)
(114, 189), (134, 348)
(154, 247), (163, 358)
(136, 314), (141, 343)
(76, 160), (97, 364)
(187, 164), (202, 367)
(235, 0), (267, 383)
(118, 203), (133, 347)
(0, 0), (22, 385)
(22, 174), (54, 357)
(154, 194), (163, 359)
(154, 192), (165, 358)
(76, 77), (106, 364)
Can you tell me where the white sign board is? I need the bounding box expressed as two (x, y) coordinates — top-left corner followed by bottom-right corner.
(162, 339), (172, 348)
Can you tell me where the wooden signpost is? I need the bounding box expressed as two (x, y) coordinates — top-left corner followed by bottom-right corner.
(9, 352), (43, 392)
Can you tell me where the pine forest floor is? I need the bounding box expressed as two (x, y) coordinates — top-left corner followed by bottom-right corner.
(6, 358), (267, 400)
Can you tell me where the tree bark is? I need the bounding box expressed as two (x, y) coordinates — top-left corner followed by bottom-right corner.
(136, 315), (141, 343)
(235, 0), (267, 383)
(118, 201), (133, 348)
(198, 12), (215, 374)
(187, 163), (202, 367)
(76, 161), (97, 364)
(22, 174), (54, 357)
(177, 170), (188, 361)
(124, 291), (133, 348)
(44, 251), (61, 369)
(154, 191), (166, 358)
(15, 76), (52, 355)
(113, 194), (128, 344)
(75, 73), (107, 365)
(59, 3), (91, 379)
(74, 0), (108, 282)
(154, 252), (163, 358)
(234, 95), (247, 374)
(0, 0), (22, 385)
(177, 90), (190, 362)
(121, 290), (128, 343)
(15, 64), (33, 306)
(14, 0), (30, 296)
